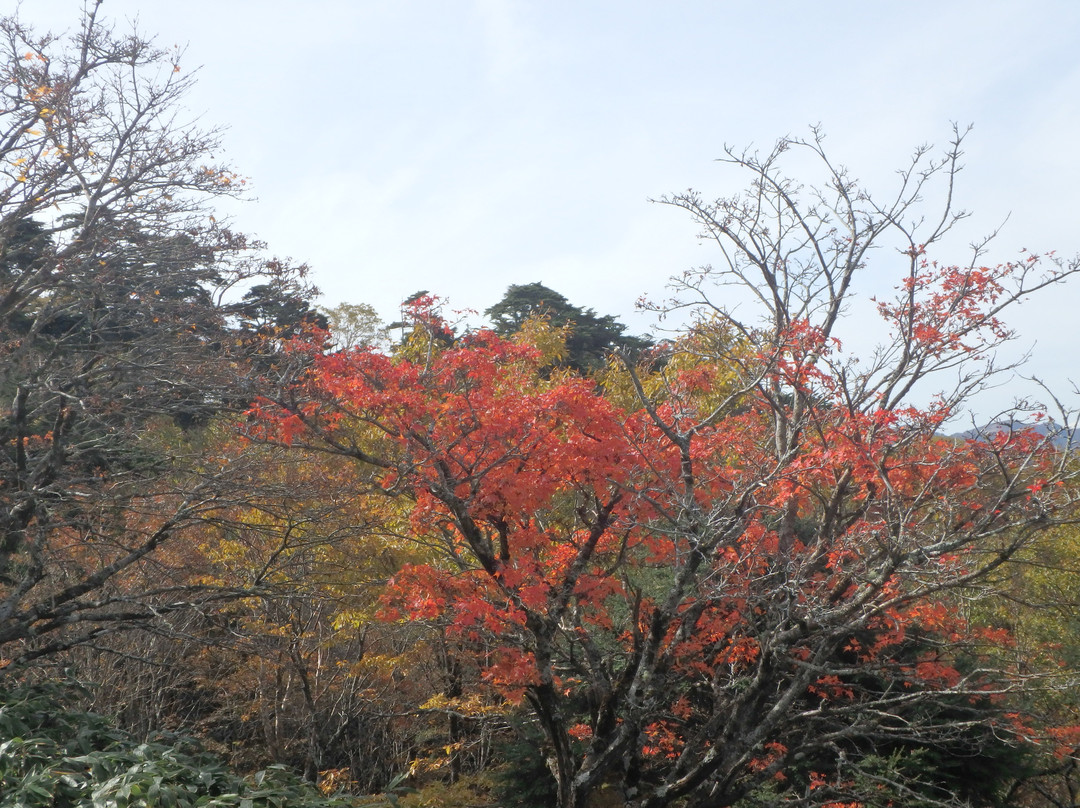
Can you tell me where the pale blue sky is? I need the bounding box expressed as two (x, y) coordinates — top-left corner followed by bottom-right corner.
(18, 0), (1080, 415)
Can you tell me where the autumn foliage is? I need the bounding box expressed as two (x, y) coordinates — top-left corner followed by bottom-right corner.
(4, 8), (1080, 802)
(251, 273), (1078, 808)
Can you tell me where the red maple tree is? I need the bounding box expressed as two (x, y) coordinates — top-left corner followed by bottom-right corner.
(252, 130), (1080, 808)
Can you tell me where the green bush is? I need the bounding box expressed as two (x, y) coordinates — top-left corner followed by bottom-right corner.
(0, 680), (382, 808)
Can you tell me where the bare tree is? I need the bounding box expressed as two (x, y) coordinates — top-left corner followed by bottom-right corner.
(652, 125), (1073, 416)
(0, 2), (315, 667)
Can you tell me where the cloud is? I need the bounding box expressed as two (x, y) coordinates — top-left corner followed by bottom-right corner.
(472, 0), (536, 87)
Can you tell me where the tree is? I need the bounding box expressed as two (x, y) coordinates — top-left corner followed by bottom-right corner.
(252, 130), (1080, 808)
(74, 437), (445, 794)
(320, 301), (387, 351)
(967, 518), (1080, 805)
(485, 282), (652, 373)
(0, 3), (314, 667)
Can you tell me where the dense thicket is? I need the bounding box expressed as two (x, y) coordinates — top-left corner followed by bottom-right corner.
(0, 680), (375, 808)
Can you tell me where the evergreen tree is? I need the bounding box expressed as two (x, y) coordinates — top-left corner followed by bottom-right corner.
(485, 282), (651, 373)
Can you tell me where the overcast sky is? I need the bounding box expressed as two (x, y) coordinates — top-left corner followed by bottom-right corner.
(17, 0), (1080, 417)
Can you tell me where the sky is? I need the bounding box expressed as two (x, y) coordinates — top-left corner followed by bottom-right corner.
(16, 0), (1080, 418)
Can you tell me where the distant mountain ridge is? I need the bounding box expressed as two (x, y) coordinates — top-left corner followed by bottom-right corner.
(949, 419), (1080, 450)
